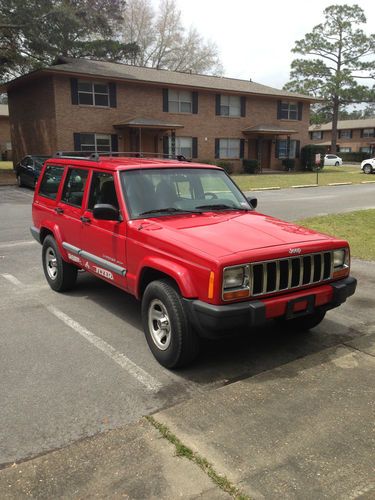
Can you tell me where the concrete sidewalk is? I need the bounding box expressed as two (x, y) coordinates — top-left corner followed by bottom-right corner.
(1, 335), (374, 499)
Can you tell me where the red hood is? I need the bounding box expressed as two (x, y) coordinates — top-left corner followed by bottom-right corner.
(135, 211), (335, 259)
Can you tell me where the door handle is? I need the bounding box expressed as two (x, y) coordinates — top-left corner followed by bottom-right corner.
(80, 216), (91, 223)
(55, 207), (64, 214)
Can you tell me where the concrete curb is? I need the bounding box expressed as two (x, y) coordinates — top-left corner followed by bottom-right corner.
(250, 186), (281, 191)
(328, 182), (352, 186)
(291, 184), (318, 188)
(361, 180), (375, 184)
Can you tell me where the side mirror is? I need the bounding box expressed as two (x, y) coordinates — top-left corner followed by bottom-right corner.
(93, 204), (120, 221)
(246, 196), (258, 209)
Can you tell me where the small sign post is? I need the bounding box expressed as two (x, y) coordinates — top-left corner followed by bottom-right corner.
(315, 153), (322, 184)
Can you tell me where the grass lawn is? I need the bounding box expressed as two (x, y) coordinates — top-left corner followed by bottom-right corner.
(295, 209), (375, 261)
(233, 165), (370, 190)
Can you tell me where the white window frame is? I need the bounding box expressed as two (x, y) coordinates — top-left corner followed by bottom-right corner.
(360, 147), (371, 153)
(311, 131), (323, 140)
(168, 137), (193, 158)
(219, 139), (240, 159)
(339, 147), (351, 153)
(78, 80), (109, 107)
(220, 95), (241, 117)
(363, 128), (375, 138)
(280, 101), (298, 120)
(168, 90), (192, 113)
(80, 133), (111, 152)
(277, 139), (297, 159)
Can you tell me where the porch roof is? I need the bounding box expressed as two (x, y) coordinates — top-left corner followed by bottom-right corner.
(113, 116), (184, 129)
(242, 124), (298, 135)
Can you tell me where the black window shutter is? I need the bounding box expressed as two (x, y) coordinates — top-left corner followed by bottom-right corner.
(295, 140), (300, 158)
(240, 96), (246, 117)
(163, 136), (169, 156)
(215, 138), (220, 158)
(298, 102), (303, 121)
(162, 89), (169, 112)
(215, 95), (221, 115)
(111, 134), (118, 152)
(71, 78), (78, 105)
(350, 130), (353, 139)
(109, 83), (117, 108)
(73, 133), (81, 151)
(275, 139), (280, 158)
(277, 100), (282, 119)
(360, 129), (363, 138)
(240, 139), (245, 159)
(192, 137), (198, 158)
(192, 92), (198, 114)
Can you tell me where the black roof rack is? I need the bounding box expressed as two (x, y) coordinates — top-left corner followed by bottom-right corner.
(53, 151), (191, 162)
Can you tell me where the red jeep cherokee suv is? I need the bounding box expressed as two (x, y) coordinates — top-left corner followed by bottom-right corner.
(31, 153), (357, 368)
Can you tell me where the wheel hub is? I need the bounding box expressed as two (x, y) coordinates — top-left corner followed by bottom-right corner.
(46, 247), (58, 280)
(148, 299), (172, 350)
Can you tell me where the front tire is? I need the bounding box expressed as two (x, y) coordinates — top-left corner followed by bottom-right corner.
(275, 309), (326, 332)
(335, 161), (339, 166)
(363, 164), (373, 174)
(42, 235), (77, 292)
(141, 279), (200, 368)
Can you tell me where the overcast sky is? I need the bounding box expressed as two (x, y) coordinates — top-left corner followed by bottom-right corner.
(172, 0), (375, 90)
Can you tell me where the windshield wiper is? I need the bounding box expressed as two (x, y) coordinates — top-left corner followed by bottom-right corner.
(195, 204), (251, 211)
(139, 207), (202, 216)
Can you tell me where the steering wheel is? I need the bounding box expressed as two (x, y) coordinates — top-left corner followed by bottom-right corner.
(204, 192), (218, 199)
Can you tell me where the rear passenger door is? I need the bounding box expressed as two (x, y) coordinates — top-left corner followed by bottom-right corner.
(57, 167), (89, 253)
(79, 171), (127, 289)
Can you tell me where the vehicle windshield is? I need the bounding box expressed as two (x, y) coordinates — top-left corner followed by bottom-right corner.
(33, 156), (49, 168)
(120, 168), (251, 218)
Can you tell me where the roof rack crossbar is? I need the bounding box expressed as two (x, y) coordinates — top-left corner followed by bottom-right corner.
(53, 151), (191, 161)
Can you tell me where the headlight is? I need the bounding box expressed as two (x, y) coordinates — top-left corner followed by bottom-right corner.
(222, 265), (250, 300)
(333, 248), (349, 273)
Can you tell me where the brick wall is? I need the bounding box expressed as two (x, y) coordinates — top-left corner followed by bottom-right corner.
(53, 76), (310, 169)
(8, 76), (57, 165)
(310, 129), (375, 152)
(0, 116), (11, 152)
(9, 73), (311, 169)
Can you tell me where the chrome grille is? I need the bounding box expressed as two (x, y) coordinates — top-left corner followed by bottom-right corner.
(250, 251), (333, 296)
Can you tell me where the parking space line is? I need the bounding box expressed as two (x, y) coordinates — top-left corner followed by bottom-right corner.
(0, 240), (37, 249)
(1, 273), (23, 287)
(46, 305), (162, 393)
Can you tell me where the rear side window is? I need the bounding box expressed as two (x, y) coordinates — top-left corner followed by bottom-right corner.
(88, 171), (119, 209)
(61, 168), (89, 208)
(39, 165), (64, 200)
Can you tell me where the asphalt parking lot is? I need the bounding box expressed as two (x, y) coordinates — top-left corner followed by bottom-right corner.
(0, 185), (374, 486)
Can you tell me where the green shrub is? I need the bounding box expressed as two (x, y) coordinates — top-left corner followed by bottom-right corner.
(216, 160), (234, 174)
(301, 145), (327, 171)
(282, 158), (295, 171)
(339, 151), (371, 163)
(242, 159), (259, 174)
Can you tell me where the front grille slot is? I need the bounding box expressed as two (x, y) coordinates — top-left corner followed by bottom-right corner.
(250, 251), (333, 297)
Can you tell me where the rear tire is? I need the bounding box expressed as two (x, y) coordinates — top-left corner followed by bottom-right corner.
(335, 161), (339, 166)
(275, 309), (326, 332)
(42, 235), (77, 292)
(363, 164), (373, 174)
(142, 279), (200, 368)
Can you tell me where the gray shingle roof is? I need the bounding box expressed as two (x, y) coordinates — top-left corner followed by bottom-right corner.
(309, 118), (375, 131)
(243, 124), (297, 134)
(42, 57), (314, 101)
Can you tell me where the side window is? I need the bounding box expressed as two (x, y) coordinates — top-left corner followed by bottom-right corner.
(61, 168), (89, 207)
(39, 165), (65, 200)
(88, 171), (119, 209)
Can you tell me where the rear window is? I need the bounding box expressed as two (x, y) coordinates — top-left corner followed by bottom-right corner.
(38, 165), (64, 200)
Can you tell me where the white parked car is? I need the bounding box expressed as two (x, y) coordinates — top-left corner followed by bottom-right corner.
(361, 158), (375, 174)
(324, 154), (343, 166)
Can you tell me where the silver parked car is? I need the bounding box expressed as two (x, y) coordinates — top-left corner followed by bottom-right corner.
(323, 154), (343, 166)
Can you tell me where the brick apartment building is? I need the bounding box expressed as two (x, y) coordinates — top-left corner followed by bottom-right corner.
(2, 57), (315, 169)
(0, 104), (12, 159)
(309, 119), (375, 155)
